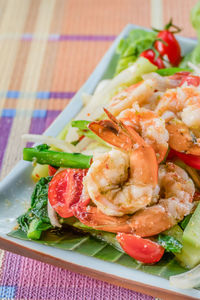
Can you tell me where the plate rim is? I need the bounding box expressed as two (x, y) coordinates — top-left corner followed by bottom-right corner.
(0, 235), (196, 300)
(0, 24), (199, 299)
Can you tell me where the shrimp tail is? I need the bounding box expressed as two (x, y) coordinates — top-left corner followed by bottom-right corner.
(167, 120), (200, 155)
(73, 204), (174, 237)
(73, 205), (131, 233)
(88, 108), (145, 151)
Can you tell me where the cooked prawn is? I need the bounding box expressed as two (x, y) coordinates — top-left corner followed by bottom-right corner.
(155, 85), (200, 155)
(74, 162), (195, 237)
(118, 105), (168, 163)
(107, 79), (157, 116)
(107, 74), (184, 116)
(83, 108), (158, 216)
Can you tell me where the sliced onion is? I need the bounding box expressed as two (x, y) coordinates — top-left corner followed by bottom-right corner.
(74, 137), (92, 152)
(187, 62), (200, 75)
(81, 92), (92, 106)
(48, 199), (61, 228)
(142, 72), (180, 90)
(170, 264), (200, 289)
(94, 79), (111, 95)
(66, 57), (156, 142)
(22, 134), (76, 152)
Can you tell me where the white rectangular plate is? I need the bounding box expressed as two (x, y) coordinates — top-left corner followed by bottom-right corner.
(0, 24), (199, 300)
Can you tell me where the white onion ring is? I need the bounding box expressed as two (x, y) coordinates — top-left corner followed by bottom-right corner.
(48, 199), (61, 228)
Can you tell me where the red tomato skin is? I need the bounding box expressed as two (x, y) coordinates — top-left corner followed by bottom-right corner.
(155, 30), (181, 66)
(180, 75), (200, 87)
(48, 168), (89, 218)
(169, 72), (190, 82)
(140, 49), (165, 69)
(48, 165), (57, 176)
(170, 149), (200, 170)
(116, 233), (164, 264)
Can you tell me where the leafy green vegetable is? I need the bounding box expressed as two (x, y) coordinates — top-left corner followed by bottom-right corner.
(115, 29), (157, 74)
(71, 120), (109, 146)
(71, 120), (90, 130)
(34, 144), (50, 151)
(158, 234), (183, 253)
(156, 67), (192, 76)
(63, 217), (123, 252)
(191, 1), (200, 39)
(180, 214), (193, 230)
(17, 176), (53, 239)
(8, 226), (186, 279)
(23, 144), (92, 169)
(179, 2), (200, 67)
(179, 53), (193, 68)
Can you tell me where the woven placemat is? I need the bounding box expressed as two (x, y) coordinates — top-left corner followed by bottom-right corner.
(0, 0), (196, 299)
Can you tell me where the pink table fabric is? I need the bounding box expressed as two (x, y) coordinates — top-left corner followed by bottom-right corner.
(0, 0), (197, 299)
(0, 252), (153, 299)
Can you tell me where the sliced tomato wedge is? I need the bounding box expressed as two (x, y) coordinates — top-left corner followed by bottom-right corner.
(48, 165), (57, 176)
(116, 233), (164, 264)
(48, 168), (89, 218)
(169, 149), (200, 170)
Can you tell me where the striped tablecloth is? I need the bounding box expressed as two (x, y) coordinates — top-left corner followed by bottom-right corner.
(0, 0), (197, 299)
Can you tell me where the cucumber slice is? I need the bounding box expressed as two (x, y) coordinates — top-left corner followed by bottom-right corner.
(164, 224), (200, 269)
(176, 243), (200, 269)
(183, 202), (200, 248)
(163, 224), (183, 241)
(32, 163), (49, 181)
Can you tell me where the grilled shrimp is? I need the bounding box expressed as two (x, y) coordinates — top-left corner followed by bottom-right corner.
(107, 74), (184, 116)
(155, 85), (200, 155)
(74, 162), (195, 237)
(107, 79), (157, 116)
(118, 105), (168, 163)
(83, 108), (158, 217)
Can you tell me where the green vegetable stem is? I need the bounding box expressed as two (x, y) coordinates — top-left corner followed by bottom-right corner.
(23, 144), (92, 169)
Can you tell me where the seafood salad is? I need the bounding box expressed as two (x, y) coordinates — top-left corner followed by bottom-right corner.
(12, 3), (200, 289)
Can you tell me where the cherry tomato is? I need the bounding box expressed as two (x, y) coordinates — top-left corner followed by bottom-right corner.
(48, 168), (89, 218)
(116, 233), (164, 264)
(48, 165), (57, 176)
(155, 31), (181, 66)
(180, 74), (200, 87)
(169, 149), (200, 170)
(140, 49), (165, 69)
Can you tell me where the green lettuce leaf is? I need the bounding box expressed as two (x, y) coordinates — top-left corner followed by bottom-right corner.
(179, 2), (200, 67)
(115, 29), (157, 74)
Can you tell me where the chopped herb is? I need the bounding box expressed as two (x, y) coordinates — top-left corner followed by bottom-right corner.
(158, 234), (183, 253)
